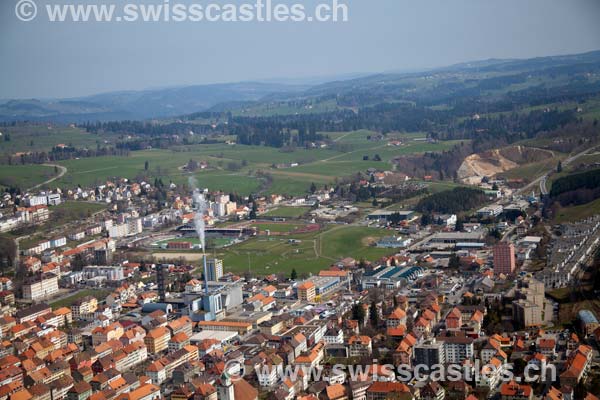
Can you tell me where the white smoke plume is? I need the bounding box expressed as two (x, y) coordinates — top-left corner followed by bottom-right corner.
(188, 177), (207, 252)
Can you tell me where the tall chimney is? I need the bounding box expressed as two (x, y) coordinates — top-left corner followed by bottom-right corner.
(203, 254), (209, 294)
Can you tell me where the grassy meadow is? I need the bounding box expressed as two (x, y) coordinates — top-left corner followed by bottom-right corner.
(35, 130), (463, 196)
(0, 125), (116, 153)
(261, 206), (311, 218)
(0, 164), (58, 189)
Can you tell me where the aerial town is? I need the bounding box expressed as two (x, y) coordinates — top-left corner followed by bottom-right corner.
(2, 3), (600, 399)
(1, 147), (600, 400)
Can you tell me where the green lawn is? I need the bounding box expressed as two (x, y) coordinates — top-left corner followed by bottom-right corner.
(0, 164), (58, 190)
(329, 141), (463, 163)
(262, 206), (311, 218)
(51, 201), (107, 225)
(564, 152), (600, 169)
(267, 174), (327, 196)
(499, 157), (563, 183)
(547, 287), (572, 302)
(288, 160), (386, 177)
(251, 222), (306, 233)
(552, 197), (600, 224)
(154, 236), (234, 249)
(420, 180), (469, 193)
(319, 226), (391, 261)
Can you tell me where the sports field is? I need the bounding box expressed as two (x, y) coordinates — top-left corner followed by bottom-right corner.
(212, 225), (391, 276)
(251, 222), (309, 233)
(154, 236), (235, 249)
(261, 206), (311, 218)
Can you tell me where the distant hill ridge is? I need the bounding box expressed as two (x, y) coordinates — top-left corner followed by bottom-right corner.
(2, 49), (599, 123)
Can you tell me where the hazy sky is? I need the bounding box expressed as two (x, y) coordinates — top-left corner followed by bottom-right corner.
(1, 0), (600, 99)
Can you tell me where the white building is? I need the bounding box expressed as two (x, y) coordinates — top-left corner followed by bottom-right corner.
(476, 205), (503, 218)
(435, 214), (457, 227)
(211, 202), (226, 217)
(108, 217), (142, 238)
(50, 237), (67, 248)
(82, 265), (125, 281)
(47, 194), (62, 206)
(68, 231), (86, 241)
(206, 258), (224, 281)
(25, 196), (48, 207)
(0, 217), (21, 233)
(323, 328), (344, 344)
(22, 273), (59, 301)
(440, 336), (474, 364)
(256, 364), (279, 387)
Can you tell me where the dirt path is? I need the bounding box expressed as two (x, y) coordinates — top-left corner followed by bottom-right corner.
(314, 225), (345, 261)
(332, 132), (353, 142)
(28, 164), (67, 191)
(318, 143), (388, 163)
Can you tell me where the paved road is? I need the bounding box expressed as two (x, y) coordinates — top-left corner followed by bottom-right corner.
(515, 145), (598, 196)
(539, 175), (548, 195)
(28, 164), (67, 191)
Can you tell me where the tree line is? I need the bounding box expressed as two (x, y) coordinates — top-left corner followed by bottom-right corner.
(416, 187), (487, 214)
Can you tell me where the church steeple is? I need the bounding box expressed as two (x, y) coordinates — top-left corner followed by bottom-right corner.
(217, 371), (234, 400)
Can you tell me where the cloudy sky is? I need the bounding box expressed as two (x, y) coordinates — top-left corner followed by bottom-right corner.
(1, 0), (600, 99)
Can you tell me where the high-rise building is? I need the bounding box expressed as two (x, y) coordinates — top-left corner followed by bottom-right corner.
(297, 281), (316, 302)
(414, 339), (446, 368)
(205, 258), (224, 281)
(94, 247), (113, 265)
(439, 336), (474, 364)
(156, 264), (168, 302)
(512, 277), (553, 328)
(494, 242), (515, 275)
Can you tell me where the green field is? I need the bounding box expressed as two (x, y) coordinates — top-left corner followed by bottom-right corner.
(0, 125), (116, 153)
(216, 225), (391, 275)
(570, 152), (600, 167)
(0, 124), (471, 196)
(50, 289), (111, 309)
(229, 98), (340, 117)
(552, 197), (600, 224)
(154, 236), (234, 249)
(56, 149), (263, 193)
(262, 206), (311, 218)
(499, 157), (563, 183)
(43, 132), (464, 196)
(0, 164), (58, 189)
(51, 201), (107, 225)
(251, 222), (306, 233)
(55, 144), (341, 194)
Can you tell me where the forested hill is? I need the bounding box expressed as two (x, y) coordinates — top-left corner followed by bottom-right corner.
(2, 50), (600, 123)
(0, 82), (307, 122)
(549, 169), (600, 207)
